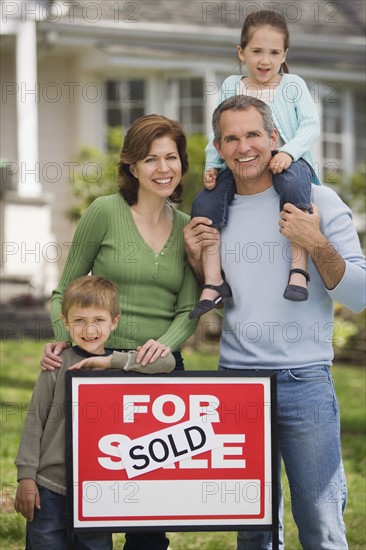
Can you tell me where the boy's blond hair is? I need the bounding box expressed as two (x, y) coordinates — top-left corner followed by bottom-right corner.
(62, 276), (120, 319)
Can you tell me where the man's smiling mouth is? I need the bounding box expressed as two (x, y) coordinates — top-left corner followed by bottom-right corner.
(237, 156), (256, 163)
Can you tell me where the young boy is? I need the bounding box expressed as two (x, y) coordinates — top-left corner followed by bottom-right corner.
(14, 276), (175, 549)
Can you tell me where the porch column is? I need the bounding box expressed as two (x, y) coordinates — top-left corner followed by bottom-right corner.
(16, 19), (41, 197)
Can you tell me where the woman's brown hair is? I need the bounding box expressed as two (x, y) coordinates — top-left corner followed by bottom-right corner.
(118, 114), (189, 205)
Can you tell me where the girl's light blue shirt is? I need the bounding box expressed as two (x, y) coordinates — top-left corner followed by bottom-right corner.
(206, 73), (320, 183)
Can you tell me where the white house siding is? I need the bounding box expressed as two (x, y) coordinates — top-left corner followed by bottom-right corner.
(38, 55), (79, 250)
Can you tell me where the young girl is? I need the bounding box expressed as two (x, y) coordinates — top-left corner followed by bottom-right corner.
(189, 9), (320, 319)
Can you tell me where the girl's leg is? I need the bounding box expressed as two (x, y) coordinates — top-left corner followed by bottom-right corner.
(200, 238), (225, 300)
(284, 243), (310, 298)
(189, 169), (235, 319)
(272, 159), (312, 301)
(189, 237), (232, 319)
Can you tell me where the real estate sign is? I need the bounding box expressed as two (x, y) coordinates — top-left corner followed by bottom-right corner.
(66, 371), (277, 539)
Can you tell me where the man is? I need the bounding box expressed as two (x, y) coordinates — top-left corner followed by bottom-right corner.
(184, 95), (365, 549)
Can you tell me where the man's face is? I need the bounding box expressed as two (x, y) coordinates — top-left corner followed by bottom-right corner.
(214, 107), (277, 190)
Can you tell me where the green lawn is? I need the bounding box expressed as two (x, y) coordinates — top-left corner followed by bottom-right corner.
(1, 342), (365, 549)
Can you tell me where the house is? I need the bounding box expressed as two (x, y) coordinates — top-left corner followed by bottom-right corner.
(1, 0), (365, 297)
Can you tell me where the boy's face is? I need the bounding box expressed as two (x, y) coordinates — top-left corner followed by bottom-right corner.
(62, 305), (120, 355)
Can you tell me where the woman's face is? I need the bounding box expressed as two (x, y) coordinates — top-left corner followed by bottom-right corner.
(130, 136), (182, 201)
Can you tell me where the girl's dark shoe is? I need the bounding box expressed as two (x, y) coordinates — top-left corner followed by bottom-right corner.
(189, 281), (232, 320)
(283, 268), (310, 301)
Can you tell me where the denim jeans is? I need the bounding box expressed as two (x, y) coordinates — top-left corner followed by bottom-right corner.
(191, 158), (313, 229)
(25, 486), (112, 550)
(220, 366), (348, 550)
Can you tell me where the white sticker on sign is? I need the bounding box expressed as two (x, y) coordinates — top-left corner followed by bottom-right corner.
(121, 416), (219, 479)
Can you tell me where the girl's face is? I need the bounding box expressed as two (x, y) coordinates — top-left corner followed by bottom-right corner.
(130, 136), (182, 201)
(238, 25), (287, 86)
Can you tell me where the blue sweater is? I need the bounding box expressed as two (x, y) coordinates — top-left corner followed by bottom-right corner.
(206, 73), (320, 183)
(219, 184), (366, 370)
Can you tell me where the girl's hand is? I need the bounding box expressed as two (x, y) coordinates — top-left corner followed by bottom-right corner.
(40, 341), (70, 371)
(68, 355), (112, 371)
(136, 340), (171, 366)
(14, 479), (40, 521)
(269, 152), (292, 174)
(203, 168), (219, 190)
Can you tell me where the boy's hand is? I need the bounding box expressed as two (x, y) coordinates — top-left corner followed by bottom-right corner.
(136, 340), (171, 366)
(40, 341), (70, 371)
(68, 355), (112, 371)
(203, 168), (219, 190)
(269, 152), (292, 174)
(14, 479), (40, 521)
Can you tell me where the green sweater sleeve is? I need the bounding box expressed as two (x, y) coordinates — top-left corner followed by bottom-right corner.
(51, 199), (105, 341)
(157, 259), (199, 348)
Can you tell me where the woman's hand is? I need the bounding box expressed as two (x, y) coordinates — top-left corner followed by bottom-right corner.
(203, 168), (219, 190)
(14, 479), (40, 521)
(136, 340), (171, 366)
(269, 152), (292, 174)
(68, 355), (112, 371)
(40, 341), (70, 371)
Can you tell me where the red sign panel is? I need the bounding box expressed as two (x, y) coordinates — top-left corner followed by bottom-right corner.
(66, 372), (276, 531)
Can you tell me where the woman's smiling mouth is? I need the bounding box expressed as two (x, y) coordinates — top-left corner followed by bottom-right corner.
(154, 178), (173, 185)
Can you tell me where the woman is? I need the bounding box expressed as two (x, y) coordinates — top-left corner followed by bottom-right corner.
(41, 114), (200, 550)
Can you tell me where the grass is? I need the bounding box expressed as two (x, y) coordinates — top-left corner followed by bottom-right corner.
(1, 342), (365, 549)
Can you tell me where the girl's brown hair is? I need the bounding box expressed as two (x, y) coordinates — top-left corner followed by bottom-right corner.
(239, 10), (290, 73)
(118, 114), (189, 205)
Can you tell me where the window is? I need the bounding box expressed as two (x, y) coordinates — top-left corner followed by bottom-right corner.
(321, 86), (343, 178)
(354, 93), (366, 168)
(106, 80), (145, 129)
(177, 78), (205, 134)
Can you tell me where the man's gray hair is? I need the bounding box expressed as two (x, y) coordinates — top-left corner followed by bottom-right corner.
(212, 95), (275, 143)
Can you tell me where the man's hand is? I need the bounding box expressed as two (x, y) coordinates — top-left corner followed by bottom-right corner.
(40, 341), (70, 371)
(184, 217), (219, 261)
(279, 203), (321, 250)
(184, 217), (219, 283)
(68, 355), (112, 371)
(203, 168), (219, 190)
(14, 479), (40, 521)
(279, 203), (346, 289)
(269, 152), (292, 174)
(136, 340), (171, 366)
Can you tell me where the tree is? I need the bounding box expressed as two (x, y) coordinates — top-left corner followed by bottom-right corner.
(67, 127), (122, 221)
